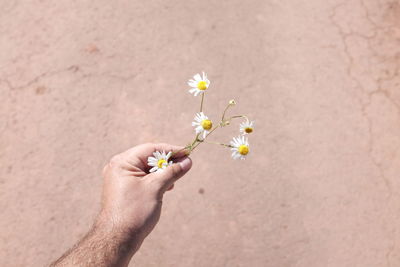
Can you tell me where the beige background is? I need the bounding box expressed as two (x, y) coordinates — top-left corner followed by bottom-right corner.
(1, 0), (400, 266)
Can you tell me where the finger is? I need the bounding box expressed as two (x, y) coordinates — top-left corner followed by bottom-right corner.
(152, 143), (190, 159)
(126, 143), (189, 161)
(167, 183), (175, 191)
(148, 156), (192, 192)
(121, 143), (190, 171)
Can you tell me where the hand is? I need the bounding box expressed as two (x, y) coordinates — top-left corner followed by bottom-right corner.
(98, 143), (192, 249)
(50, 143), (192, 267)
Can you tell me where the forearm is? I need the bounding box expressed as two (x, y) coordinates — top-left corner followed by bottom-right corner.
(50, 216), (144, 267)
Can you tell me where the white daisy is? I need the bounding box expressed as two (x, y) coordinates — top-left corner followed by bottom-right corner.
(192, 112), (213, 139)
(147, 150), (173, 173)
(188, 72), (210, 96)
(230, 135), (250, 160)
(240, 119), (255, 135)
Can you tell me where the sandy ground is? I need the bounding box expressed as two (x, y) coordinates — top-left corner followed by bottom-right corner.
(1, 0), (400, 266)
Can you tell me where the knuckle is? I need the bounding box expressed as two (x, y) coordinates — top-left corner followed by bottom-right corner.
(102, 163), (110, 175)
(170, 164), (181, 178)
(108, 154), (123, 169)
(102, 154), (126, 179)
(144, 142), (154, 148)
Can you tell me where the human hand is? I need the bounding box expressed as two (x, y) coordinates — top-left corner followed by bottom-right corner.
(97, 143), (192, 249)
(50, 143), (192, 267)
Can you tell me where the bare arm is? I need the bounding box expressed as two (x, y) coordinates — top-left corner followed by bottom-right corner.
(50, 217), (140, 267)
(50, 143), (192, 267)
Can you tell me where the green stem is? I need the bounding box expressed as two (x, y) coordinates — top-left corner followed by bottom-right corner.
(221, 105), (230, 121)
(190, 140), (203, 152)
(170, 145), (191, 157)
(200, 93), (205, 112)
(203, 140), (233, 148)
(184, 99), (245, 155)
(205, 125), (220, 138)
(227, 115), (248, 121)
(190, 125), (220, 152)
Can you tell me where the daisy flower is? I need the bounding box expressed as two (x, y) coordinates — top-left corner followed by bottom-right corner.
(240, 119), (255, 135)
(147, 150), (173, 173)
(230, 135), (250, 160)
(188, 72), (210, 96)
(192, 112), (213, 139)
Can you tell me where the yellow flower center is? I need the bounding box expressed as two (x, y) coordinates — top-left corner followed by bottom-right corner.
(197, 81), (208, 90)
(238, 145), (249, 155)
(201, 119), (212, 130)
(157, 159), (167, 168)
(245, 127), (253, 134)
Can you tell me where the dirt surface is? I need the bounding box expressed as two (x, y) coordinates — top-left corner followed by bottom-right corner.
(1, 0), (400, 266)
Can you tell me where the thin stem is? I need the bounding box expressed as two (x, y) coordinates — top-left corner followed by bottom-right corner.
(190, 140), (202, 152)
(221, 101), (238, 121)
(200, 93), (205, 112)
(205, 125), (220, 139)
(170, 145), (191, 158)
(221, 105), (230, 121)
(227, 115), (248, 121)
(183, 93), (207, 155)
(203, 140), (233, 148)
(191, 133), (201, 146)
(190, 125), (220, 152)
(185, 100), (245, 155)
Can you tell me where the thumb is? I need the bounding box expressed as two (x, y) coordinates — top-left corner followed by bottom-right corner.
(150, 157), (192, 192)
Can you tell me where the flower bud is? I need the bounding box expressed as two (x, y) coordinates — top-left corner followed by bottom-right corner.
(220, 120), (230, 127)
(229, 99), (236, 106)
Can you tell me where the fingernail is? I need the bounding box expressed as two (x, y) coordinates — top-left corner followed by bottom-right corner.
(179, 157), (192, 172)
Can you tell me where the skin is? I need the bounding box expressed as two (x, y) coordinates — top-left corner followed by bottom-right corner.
(50, 143), (192, 267)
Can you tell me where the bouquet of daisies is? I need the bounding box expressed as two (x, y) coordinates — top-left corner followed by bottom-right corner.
(148, 72), (255, 172)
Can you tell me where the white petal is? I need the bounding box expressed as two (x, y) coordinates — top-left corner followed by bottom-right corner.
(149, 166), (158, 173)
(188, 81), (197, 87)
(193, 73), (201, 81)
(202, 71), (206, 80)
